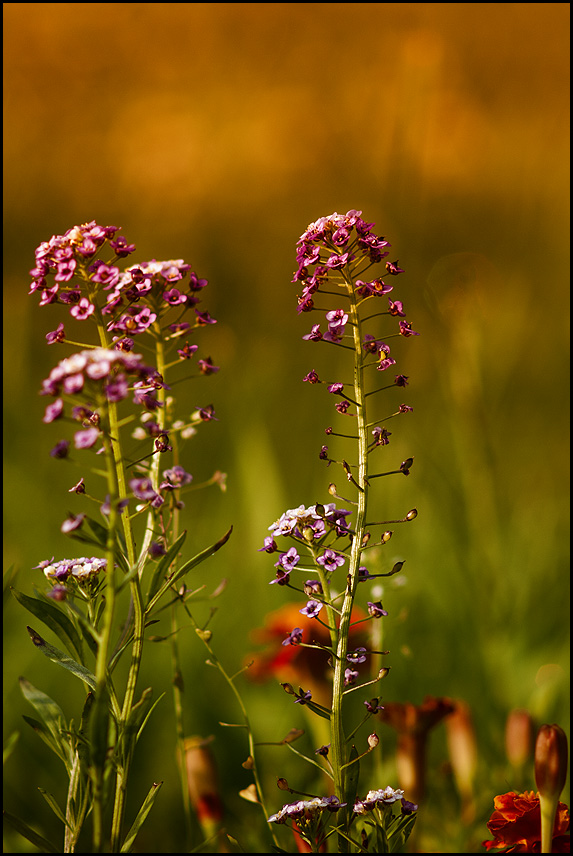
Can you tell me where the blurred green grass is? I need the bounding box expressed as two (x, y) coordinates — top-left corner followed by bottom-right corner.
(3, 3), (569, 852)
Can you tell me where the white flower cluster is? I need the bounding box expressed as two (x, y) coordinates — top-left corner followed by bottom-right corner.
(41, 557), (107, 582)
(353, 786), (405, 814)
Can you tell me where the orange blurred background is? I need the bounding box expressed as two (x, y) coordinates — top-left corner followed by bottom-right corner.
(3, 4), (569, 852)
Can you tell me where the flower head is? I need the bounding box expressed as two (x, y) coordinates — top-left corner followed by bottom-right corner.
(482, 790), (570, 852)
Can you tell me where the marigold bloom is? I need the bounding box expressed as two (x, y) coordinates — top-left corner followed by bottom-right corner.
(482, 790), (570, 852)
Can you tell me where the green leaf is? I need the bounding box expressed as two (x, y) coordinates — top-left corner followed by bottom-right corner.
(145, 530), (187, 603)
(22, 715), (69, 766)
(3, 730), (19, 765)
(12, 588), (84, 663)
(145, 526), (232, 614)
(2, 809), (60, 853)
(38, 787), (70, 828)
(120, 781), (163, 852)
(344, 744), (360, 833)
(19, 677), (66, 737)
(25, 626), (97, 690)
(303, 699), (331, 720)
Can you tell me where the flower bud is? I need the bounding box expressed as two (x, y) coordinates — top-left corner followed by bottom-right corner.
(381, 530), (393, 543)
(406, 508), (418, 520)
(535, 723), (568, 801)
(302, 526), (315, 543)
(277, 777), (290, 790)
(367, 732), (379, 749)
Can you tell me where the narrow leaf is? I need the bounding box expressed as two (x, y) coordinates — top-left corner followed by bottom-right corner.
(22, 715), (68, 765)
(2, 810), (60, 853)
(38, 787), (70, 828)
(344, 744), (360, 832)
(12, 588), (84, 663)
(120, 781), (163, 853)
(145, 526), (232, 614)
(3, 730), (19, 765)
(25, 627), (98, 690)
(145, 530), (188, 603)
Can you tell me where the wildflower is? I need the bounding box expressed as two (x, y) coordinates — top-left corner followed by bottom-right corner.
(50, 439), (70, 459)
(41, 556), (107, 583)
(398, 320), (420, 337)
(316, 549), (345, 572)
(482, 791), (570, 853)
(353, 786), (406, 814)
(282, 628), (303, 647)
(274, 548), (300, 573)
(303, 369), (321, 384)
(386, 260), (405, 275)
(300, 600), (323, 619)
(367, 601), (388, 618)
(46, 322), (66, 344)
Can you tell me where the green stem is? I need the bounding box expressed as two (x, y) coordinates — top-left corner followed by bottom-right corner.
(329, 271), (369, 852)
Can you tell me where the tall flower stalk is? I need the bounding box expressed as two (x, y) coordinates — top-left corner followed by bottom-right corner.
(13, 222), (228, 853)
(263, 211), (419, 852)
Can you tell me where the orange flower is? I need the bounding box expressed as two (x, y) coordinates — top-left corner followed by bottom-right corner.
(247, 601), (368, 708)
(482, 790), (570, 853)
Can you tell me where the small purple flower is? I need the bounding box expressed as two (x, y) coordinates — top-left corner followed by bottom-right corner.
(269, 568), (291, 586)
(61, 513), (85, 534)
(130, 477), (158, 501)
(74, 427), (100, 449)
(395, 374), (409, 387)
(258, 536), (278, 553)
(70, 297), (95, 321)
(177, 342), (198, 360)
(163, 287), (188, 305)
(347, 647), (368, 665)
(282, 627), (303, 647)
(275, 547), (300, 572)
(388, 298), (406, 317)
(399, 404), (413, 413)
(319, 445), (329, 461)
(160, 465), (193, 488)
(386, 260), (405, 275)
(317, 549), (345, 572)
(364, 698), (385, 713)
(294, 688), (312, 705)
(197, 358), (219, 375)
(68, 478), (85, 494)
(50, 439), (70, 459)
(43, 399), (64, 424)
(304, 580), (323, 597)
(335, 400), (350, 414)
(399, 320), (420, 337)
(46, 323), (66, 344)
(315, 744), (330, 756)
(195, 309), (217, 326)
(303, 369), (320, 384)
(299, 600), (323, 619)
(303, 324), (323, 341)
(344, 668), (359, 687)
(47, 585), (68, 601)
(148, 541), (167, 559)
(372, 427), (391, 446)
(327, 382), (344, 395)
(368, 601), (389, 618)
